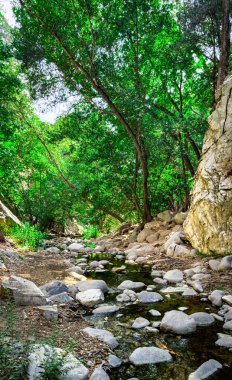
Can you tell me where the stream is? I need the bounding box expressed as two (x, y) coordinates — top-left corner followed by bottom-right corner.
(62, 252), (232, 380)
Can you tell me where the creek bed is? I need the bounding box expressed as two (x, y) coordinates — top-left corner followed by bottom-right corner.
(72, 253), (232, 379)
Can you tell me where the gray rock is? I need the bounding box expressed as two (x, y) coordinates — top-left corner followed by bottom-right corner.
(83, 327), (119, 349)
(48, 292), (73, 303)
(191, 274), (210, 281)
(151, 270), (162, 277)
(174, 211), (188, 225)
(208, 290), (224, 306)
(108, 354), (122, 368)
(182, 289), (198, 297)
(77, 280), (108, 294)
(40, 281), (68, 296)
(76, 289), (104, 307)
(68, 243), (84, 251)
(132, 317), (150, 329)
(153, 278), (167, 286)
(145, 326), (159, 333)
(160, 310), (196, 335)
(215, 334), (232, 349)
(225, 309), (232, 321)
(45, 246), (60, 254)
(66, 266), (84, 275)
(93, 305), (119, 315)
(129, 346), (172, 365)
(223, 320), (232, 331)
(89, 368), (109, 380)
(218, 255), (232, 270)
(118, 280), (145, 291)
(138, 291), (163, 304)
(161, 286), (190, 294)
(191, 312), (214, 326)
(2, 276), (46, 306)
(208, 259), (220, 271)
(163, 269), (183, 283)
(188, 359), (222, 380)
(184, 269), (195, 277)
(36, 305), (58, 321)
(116, 289), (137, 303)
(28, 345), (88, 380)
(222, 295), (232, 306)
(149, 309), (161, 317)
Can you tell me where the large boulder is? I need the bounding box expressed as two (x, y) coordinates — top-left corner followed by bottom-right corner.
(76, 289), (104, 307)
(2, 276), (46, 306)
(184, 75), (232, 254)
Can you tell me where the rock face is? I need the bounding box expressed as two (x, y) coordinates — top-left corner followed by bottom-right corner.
(184, 75), (232, 254)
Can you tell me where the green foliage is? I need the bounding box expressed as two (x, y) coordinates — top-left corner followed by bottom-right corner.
(38, 352), (65, 380)
(9, 222), (46, 250)
(82, 225), (100, 239)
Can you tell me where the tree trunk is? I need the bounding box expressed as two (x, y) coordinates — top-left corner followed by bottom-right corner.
(217, 0), (231, 88)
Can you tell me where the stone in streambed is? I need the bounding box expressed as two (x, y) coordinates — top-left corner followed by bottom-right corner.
(188, 359), (222, 380)
(132, 317), (150, 329)
(77, 280), (108, 294)
(118, 280), (145, 291)
(160, 310), (196, 335)
(93, 305), (119, 315)
(76, 289), (104, 307)
(215, 333), (232, 349)
(89, 368), (109, 380)
(163, 269), (183, 283)
(191, 312), (214, 326)
(137, 291), (163, 304)
(208, 290), (224, 306)
(108, 354), (122, 368)
(40, 281), (68, 296)
(129, 346), (172, 365)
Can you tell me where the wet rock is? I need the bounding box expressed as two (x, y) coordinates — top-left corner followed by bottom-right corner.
(129, 346), (172, 365)
(222, 295), (232, 306)
(208, 290), (224, 306)
(93, 305), (119, 315)
(76, 289), (104, 307)
(89, 368), (109, 380)
(218, 255), (232, 270)
(68, 243), (84, 251)
(40, 281), (68, 296)
(191, 312), (214, 326)
(45, 247), (60, 254)
(137, 291), (163, 304)
(77, 280), (109, 294)
(108, 354), (122, 368)
(28, 345), (88, 380)
(2, 276), (46, 306)
(83, 327), (119, 349)
(215, 333), (232, 349)
(188, 359), (222, 380)
(132, 317), (150, 329)
(48, 292), (73, 303)
(160, 310), (196, 335)
(163, 269), (183, 283)
(149, 309), (161, 317)
(118, 280), (145, 291)
(36, 305), (58, 321)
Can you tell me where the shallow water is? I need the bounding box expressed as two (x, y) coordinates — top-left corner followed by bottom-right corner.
(74, 253), (232, 379)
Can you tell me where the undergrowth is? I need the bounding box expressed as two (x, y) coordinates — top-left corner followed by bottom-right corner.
(9, 222), (46, 250)
(82, 225), (100, 239)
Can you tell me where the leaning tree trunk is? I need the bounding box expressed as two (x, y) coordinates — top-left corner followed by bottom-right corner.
(183, 75), (232, 254)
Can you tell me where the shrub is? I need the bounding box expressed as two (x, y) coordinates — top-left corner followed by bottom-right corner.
(9, 222), (46, 250)
(82, 225), (100, 239)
